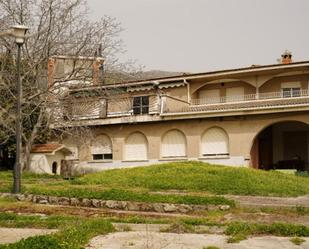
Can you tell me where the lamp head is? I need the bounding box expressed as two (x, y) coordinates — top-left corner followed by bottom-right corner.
(11, 25), (29, 45)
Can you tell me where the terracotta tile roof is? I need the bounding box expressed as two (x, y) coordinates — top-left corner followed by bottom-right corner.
(179, 96), (309, 113)
(31, 143), (64, 153)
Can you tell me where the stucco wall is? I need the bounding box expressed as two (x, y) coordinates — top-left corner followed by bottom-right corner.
(30, 151), (65, 175)
(259, 74), (309, 94)
(192, 81), (255, 100)
(61, 111), (309, 170)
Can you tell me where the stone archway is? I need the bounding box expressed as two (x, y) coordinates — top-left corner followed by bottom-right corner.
(250, 121), (309, 171)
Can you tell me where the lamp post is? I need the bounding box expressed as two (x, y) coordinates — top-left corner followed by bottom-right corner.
(11, 25), (29, 193)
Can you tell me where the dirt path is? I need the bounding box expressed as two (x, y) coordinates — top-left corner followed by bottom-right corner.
(225, 195), (309, 208)
(86, 232), (309, 249)
(152, 191), (309, 208)
(0, 227), (57, 244)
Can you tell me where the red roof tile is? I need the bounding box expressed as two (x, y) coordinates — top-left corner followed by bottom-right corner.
(31, 143), (64, 153)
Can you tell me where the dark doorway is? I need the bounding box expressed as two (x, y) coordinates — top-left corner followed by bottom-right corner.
(258, 126), (273, 170)
(251, 121), (309, 171)
(52, 162), (57, 174)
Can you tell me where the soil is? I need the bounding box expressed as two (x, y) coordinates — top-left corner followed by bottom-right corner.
(86, 232), (309, 249)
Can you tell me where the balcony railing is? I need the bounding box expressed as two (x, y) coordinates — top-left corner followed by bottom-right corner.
(190, 89), (309, 106)
(51, 89), (309, 123)
(179, 89), (309, 114)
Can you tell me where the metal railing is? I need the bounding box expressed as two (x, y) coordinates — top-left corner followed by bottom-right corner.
(191, 89), (309, 106)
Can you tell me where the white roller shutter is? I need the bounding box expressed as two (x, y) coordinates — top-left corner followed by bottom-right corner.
(162, 130), (186, 157)
(226, 87), (244, 102)
(91, 135), (112, 154)
(198, 89), (220, 104)
(125, 133), (148, 160)
(202, 128), (229, 156)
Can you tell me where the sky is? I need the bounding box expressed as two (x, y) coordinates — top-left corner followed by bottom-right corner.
(88, 0), (309, 73)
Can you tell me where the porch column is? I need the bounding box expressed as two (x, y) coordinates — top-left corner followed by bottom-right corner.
(256, 87), (259, 99)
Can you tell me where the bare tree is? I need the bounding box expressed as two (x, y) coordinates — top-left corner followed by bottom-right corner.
(0, 0), (129, 170)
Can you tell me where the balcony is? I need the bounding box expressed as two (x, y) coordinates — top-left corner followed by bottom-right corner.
(163, 89), (309, 114)
(51, 89), (309, 127)
(54, 95), (160, 122)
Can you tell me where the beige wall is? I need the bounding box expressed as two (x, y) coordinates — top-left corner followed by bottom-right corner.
(189, 73), (309, 99)
(259, 74), (309, 93)
(191, 81), (255, 100)
(67, 111), (309, 167)
(163, 86), (189, 112)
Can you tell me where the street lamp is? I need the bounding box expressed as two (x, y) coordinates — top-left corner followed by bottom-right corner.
(11, 25), (29, 193)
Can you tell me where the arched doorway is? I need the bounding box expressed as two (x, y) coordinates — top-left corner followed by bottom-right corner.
(52, 161), (58, 174)
(250, 121), (309, 171)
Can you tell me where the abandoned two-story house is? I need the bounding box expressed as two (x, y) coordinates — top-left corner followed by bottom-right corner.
(30, 51), (309, 174)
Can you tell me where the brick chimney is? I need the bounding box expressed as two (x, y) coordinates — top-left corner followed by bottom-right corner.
(281, 50), (292, 64)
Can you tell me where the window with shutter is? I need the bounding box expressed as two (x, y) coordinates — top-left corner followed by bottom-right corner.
(133, 96), (149, 114)
(201, 127), (229, 156)
(162, 130), (187, 158)
(125, 132), (148, 160)
(91, 135), (113, 160)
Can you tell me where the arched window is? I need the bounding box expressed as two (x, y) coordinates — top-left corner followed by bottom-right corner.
(125, 132), (148, 161)
(91, 135), (113, 160)
(162, 130), (186, 158)
(201, 127), (229, 156)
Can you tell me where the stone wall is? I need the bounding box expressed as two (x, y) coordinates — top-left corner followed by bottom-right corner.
(0, 193), (230, 214)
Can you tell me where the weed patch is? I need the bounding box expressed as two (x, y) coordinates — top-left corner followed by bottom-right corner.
(160, 220), (194, 233)
(0, 218), (114, 249)
(290, 237), (305, 245)
(225, 222), (309, 238)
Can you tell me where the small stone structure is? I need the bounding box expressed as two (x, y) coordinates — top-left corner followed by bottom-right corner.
(0, 193), (230, 214)
(29, 143), (72, 175)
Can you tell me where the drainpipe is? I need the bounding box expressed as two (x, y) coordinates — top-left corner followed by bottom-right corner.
(160, 96), (165, 114)
(153, 81), (163, 114)
(183, 79), (191, 103)
(255, 75), (259, 99)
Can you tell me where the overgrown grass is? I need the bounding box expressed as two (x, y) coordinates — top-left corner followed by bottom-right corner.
(1, 162), (309, 200)
(0, 218), (114, 249)
(0, 212), (77, 229)
(225, 221), (309, 243)
(290, 237), (305, 245)
(75, 162), (309, 196)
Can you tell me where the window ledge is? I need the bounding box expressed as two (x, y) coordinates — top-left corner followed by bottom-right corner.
(121, 160), (149, 162)
(159, 157), (188, 161)
(199, 156), (230, 160)
(88, 160), (113, 163)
